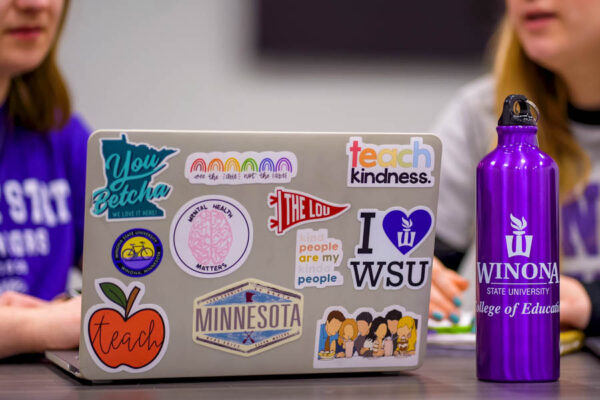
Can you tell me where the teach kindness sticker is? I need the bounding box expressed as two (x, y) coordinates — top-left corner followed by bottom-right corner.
(112, 229), (163, 277)
(346, 137), (434, 188)
(91, 133), (179, 220)
(170, 195), (253, 278)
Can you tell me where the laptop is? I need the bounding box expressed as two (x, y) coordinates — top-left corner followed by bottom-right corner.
(46, 130), (441, 381)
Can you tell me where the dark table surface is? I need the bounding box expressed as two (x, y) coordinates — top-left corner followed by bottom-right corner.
(0, 348), (598, 400)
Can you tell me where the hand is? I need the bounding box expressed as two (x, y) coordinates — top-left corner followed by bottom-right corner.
(560, 275), (592, 331)
(0, 291), (49, 308)
(429, 257), (469, 323)
(23, 296), (82, 352)
(42, 296), (82, 350)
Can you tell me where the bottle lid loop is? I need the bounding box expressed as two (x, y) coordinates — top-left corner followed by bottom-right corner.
(498, 94), (539, 126)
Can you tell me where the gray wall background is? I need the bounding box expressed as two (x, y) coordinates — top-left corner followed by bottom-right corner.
(58, 0), (485, 133)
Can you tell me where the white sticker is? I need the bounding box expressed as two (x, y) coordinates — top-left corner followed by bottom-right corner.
(347, 207), (434, 290)
(170, 195), (253, 278)
(346, 137), (435, 187)
(185, 151), (298, 185)
(83, 278), (170, 373)
(295, 228), (344, 289)
(313, 305), (421, 369)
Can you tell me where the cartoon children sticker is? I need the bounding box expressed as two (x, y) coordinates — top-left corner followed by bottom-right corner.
(354, 311), (372, 357)
(317, 310), (345, 360)
(385, 309), (403, 345)
(395, 316), (417, 356)
(336, 319), (358, 358)
(313, 306), (421, 369)
(363, 317), (390, 357)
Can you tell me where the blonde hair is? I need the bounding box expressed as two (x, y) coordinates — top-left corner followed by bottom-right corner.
(397, 316), (417, 352)
(337, 318), (358, 346)
(6, 0), (71, 133)
(493, 17), (590, 198)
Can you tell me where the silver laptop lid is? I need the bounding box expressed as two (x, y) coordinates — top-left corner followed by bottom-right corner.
(78, 130), (441, 380)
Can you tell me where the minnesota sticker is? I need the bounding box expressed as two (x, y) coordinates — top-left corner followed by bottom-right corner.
(193, 279), (303, 357)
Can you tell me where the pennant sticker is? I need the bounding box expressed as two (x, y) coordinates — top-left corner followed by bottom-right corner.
(267, 187), (350, 236)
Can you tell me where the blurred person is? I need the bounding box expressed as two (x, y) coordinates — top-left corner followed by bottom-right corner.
(0, 0), (89, 358)
(431, 0), (600, 335)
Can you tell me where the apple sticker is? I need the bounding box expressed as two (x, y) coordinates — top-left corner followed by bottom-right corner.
(84, 278), (169, 373)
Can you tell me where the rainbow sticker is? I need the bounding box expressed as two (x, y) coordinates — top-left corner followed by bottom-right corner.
(185, 151), (298, 185)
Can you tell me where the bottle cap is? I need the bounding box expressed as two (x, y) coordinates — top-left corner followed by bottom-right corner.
(498, 94), (539, 126)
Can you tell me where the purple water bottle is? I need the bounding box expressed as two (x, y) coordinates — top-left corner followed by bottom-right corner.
(476, 94), (559, 382)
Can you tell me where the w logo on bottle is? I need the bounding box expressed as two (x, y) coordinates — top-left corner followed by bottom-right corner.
(505, 214), (533, 258)
(397, 218), (416, 247)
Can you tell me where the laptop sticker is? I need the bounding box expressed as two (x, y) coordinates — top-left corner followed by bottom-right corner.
(346, 136), (435, 188)
(313, 305), (420, 369)
(170, 195), (253, 278)
(84, 278), (169, 373)
(193, 279), (303, 357)
(295, 228), (343, 289)
(185, 151), (298, 185)
(112, 228), (163, 277)
(268, 187), (350, 236)
(347, 207), (433, 290)
(91, 133), (179, 220)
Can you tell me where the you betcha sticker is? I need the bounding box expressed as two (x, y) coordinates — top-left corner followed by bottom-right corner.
(91, 133), (179, 220)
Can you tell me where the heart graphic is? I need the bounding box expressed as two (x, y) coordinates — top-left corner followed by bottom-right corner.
(382, 208), (433, 255)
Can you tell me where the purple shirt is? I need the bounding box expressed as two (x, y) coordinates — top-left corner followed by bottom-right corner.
(0, 108), (90, 300)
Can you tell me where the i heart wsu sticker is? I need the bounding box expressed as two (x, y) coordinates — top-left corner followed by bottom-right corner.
(382, 207), (433, 256)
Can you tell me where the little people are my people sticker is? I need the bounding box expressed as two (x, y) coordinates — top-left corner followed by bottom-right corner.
(84, 279), (169, 373)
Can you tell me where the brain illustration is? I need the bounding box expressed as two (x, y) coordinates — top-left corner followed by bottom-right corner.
(188, 209), (233, 265)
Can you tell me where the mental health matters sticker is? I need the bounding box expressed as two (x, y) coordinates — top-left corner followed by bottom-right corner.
(193, 279), (303, 357)
(91, 133), (179, 220)
(170, 195), (253, 278)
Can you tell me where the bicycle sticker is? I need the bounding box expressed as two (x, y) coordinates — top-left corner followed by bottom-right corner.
(112, 229), (163, 277)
